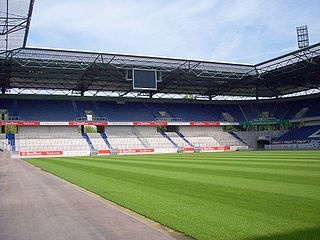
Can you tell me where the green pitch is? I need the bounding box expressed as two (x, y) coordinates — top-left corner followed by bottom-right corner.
(25, 151), (320, 240)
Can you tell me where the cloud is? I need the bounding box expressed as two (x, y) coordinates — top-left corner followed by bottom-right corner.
(28, 0), (320, 64)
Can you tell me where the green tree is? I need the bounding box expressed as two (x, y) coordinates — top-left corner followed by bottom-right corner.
(84, 126), (97, 133)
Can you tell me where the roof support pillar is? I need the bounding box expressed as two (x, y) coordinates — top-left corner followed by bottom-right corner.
(0, 60), (10, 95)
(1, 115), (4, 133)
(255, 87), (259, 119)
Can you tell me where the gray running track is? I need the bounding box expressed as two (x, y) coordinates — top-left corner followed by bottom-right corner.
(0, 157), (182, 240)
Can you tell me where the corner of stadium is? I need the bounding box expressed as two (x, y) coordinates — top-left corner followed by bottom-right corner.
(1, 1), (320, 240)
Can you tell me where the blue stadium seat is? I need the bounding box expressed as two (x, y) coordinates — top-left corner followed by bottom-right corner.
(0, 95), (319, 122)
(16, 99), (76, 121)
(273, 125), (320, 142)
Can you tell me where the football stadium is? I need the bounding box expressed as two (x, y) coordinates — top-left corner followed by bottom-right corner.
(1, 1), (320, 240)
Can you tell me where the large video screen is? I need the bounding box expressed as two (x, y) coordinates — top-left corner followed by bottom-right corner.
(133, 69), (157, 90)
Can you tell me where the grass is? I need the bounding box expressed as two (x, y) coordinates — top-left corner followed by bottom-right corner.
(25, 150), (320, 240)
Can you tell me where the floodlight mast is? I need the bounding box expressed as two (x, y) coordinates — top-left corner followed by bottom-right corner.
(296, 25), (309, 49)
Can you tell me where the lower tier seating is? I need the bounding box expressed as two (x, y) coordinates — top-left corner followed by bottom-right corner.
(6, 126), (248, 155)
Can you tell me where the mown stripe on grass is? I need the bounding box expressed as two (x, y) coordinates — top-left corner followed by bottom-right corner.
(26, 158), (318, 225)
(67, 157), (320, 185)
(38, 157), (320, 201)
(26, 150), (320, 240)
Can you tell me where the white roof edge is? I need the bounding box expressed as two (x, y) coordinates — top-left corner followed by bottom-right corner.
(26, 45), (255, 67)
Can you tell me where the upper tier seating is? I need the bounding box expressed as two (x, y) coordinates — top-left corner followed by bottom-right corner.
(272, 125), (320, 143)
(1, 95), (319, 122)
(16, 99), (76, 121)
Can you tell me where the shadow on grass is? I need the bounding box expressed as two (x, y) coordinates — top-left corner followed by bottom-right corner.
(243, 226), (320, 240)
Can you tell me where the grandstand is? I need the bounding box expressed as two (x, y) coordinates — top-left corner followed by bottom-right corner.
(267, 125), (320, 150)
(0, 0), (320, 157)
(1, 93), (319, 157)
(1, 94), (320, 122)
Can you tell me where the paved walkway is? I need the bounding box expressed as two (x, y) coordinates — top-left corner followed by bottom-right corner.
(0, 157), (181, 240)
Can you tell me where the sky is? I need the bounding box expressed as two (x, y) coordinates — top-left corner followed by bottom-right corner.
(28, 0), (320, 64)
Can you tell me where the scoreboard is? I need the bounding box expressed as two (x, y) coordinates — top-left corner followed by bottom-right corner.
(132, 69), (157, 90)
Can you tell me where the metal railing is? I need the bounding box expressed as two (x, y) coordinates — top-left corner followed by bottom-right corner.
(76, 116), (108, 121)
(1, 116), (22, 121)
(154, 117), (184, 122)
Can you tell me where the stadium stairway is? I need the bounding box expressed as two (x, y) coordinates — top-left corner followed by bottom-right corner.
(93, 102), (102, 117)
(6, 133), (16, 151)
(82, 133), (95, 150)
(72, 100), (80, 118)
(131, 127), (151, 148)
(159, 131), (178, 147)
(143, 103), (158, 120)
(100, 133), (114, 149)
(229, 132), (247, 145)
(176, 131), (194, 147)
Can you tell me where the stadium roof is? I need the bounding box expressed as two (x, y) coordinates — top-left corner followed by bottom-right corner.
(0, 0), (35, 51)
(1, 43), (319, 98)
(0, 0), (319, 99)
